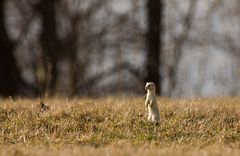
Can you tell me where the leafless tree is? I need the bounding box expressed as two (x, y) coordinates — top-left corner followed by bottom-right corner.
(145, 0), (163, 95)
(0, 0), (31, 96)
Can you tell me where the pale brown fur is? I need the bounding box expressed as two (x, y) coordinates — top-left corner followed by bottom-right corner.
(145, 82), (160, 123)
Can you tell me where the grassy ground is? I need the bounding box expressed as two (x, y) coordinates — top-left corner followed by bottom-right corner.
(1, 96), (240, 155)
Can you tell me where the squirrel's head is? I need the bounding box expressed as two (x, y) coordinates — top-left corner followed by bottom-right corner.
(145, 82), (155, 91)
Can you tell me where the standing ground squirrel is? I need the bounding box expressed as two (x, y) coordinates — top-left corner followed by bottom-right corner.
(145, 82), (160, 123)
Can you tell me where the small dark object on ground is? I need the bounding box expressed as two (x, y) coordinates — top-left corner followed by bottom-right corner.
(39, 101), (50, 112)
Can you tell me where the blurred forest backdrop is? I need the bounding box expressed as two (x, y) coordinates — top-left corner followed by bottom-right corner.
(0, 0), (239, 98)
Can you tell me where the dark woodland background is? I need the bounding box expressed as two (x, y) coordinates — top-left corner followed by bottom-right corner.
(0, 0), (239, 98)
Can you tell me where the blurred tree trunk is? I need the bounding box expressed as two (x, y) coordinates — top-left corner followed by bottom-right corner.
(145, 0), (163, 95)
(0, 0), (22, 96)
(35, 0), (61, 96)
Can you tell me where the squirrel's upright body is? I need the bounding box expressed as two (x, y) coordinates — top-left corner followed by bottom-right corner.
(145, 82), (160, 123)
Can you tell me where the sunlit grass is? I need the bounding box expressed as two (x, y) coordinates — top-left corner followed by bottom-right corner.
(1, 96), (240, 155)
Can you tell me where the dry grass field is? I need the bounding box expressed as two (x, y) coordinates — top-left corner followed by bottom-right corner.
(1, 96), (240, 156)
